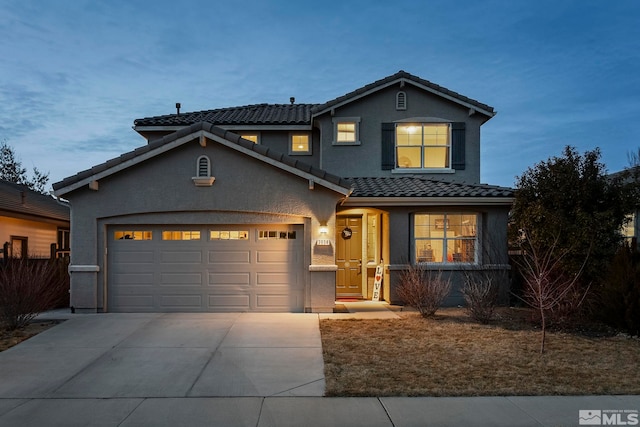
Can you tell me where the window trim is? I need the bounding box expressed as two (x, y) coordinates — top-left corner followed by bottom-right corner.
(332, 117), (361, 146)
(289, 132), (312, 155)
(413, 212), (479, 265)
(394, 122), (452, 172)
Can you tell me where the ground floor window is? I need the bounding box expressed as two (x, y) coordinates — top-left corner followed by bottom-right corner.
(414, 213), (477, 263)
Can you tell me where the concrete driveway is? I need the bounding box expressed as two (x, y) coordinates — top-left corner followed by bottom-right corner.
(0, 313), (325, 399)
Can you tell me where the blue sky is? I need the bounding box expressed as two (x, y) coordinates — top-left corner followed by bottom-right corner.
(1, 0), (639, 189)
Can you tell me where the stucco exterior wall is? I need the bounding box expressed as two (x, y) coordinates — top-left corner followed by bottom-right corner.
(314, 84), (484, 183)
(383, 205), (511, 306)
(64, 137), (344, 312)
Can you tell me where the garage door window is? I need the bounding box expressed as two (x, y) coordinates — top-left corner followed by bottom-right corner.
(259, 230), (297, 240)
(162, 231), (201, 240)
(210, 230), (249, 240)
(114, 231), (152, 240)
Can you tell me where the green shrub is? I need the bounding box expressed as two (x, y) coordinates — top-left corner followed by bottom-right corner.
(599, 244), (640, 336)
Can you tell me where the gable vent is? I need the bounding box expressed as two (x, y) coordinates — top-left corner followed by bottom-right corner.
(197, 156), (210, 177)
(396, 91), (407, 110)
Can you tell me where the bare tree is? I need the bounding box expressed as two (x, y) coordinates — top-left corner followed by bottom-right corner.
(516, 233), (590, 353)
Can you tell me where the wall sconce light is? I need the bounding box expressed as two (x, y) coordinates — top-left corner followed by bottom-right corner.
(319, 225), (329, 235)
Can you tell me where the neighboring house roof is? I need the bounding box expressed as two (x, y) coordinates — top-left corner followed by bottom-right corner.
(133, 104), (317, 127)
(0, 180), (69, 222)
(343, 176), (513, 206)
(53, 122), (352, 197)
(311, 70), (496, 119)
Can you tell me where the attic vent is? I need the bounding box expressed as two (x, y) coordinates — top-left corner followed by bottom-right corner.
(396, 91), (407, 110)
(192, 155), (215, 187)
(197, 156), (210, 177)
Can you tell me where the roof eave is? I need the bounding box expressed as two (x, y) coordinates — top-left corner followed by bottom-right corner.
(53, 127), (352, 197)
(341, 196), (514, 207)
(312, 77), (495, 120)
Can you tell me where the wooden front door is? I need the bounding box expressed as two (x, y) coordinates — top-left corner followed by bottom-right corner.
(336, 216), (362, 297)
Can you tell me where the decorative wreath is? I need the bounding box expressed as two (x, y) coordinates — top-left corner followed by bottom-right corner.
(341, 227), (353, 240)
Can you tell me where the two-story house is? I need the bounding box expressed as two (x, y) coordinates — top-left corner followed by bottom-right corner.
(53, 71), (513, 313)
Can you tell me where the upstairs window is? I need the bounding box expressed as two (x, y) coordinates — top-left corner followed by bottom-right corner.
(333, 118), (361, 145)
(239, 133), (259, 144)
(396, 123), (450, 169)
(290, 133), (311, 155)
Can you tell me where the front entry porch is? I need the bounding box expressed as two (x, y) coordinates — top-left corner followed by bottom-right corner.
(335, 209), (389, 302)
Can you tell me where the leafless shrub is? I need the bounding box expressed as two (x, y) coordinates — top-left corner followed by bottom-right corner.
(0, 258), (69, 330)
(462, 274), (498, 324)
(515, 234), (589, 353)
(396, 263), (451, 317)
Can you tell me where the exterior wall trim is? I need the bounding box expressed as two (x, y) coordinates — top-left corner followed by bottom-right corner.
(69, 264), (100, 273)
(309, 264), (338, 272)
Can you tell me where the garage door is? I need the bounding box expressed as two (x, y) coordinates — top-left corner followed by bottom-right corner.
(107, 225), (304, 312)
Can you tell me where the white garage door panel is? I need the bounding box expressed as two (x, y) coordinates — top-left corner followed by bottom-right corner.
(256, 250), (295, 263)
(113, 250), (154, 264)
(108, 225), (304, 312)
(209, 250), (251, 263)
(208, 273), (251, 285)
(161, 251), (202, 263)
(208, 294), (251, 309)
(160, 295), (202, 308)
(114, 273), (154, 285)
(160, 273), (203, 285)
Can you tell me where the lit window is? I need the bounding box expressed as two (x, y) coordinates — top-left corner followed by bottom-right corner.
(162, 231), (201, 240)
(290, 134), (311, 155)
(414, 213), (477, 263)
(396, 123), (450, 169)
(114, 231), (152, 240)
(239, 134), (259, 144)
(333, 118), (361, 145)
(337, 123), (355, 142)
(210, 230), (249, 240)
(622, 214), (636, 243)
(258, 230), (297, 239)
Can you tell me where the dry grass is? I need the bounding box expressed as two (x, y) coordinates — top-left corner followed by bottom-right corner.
(0, 320), (61, 352)
(320, 308), (640, 396)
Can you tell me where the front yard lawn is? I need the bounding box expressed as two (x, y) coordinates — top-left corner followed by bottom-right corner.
(319, 308), (640, 396)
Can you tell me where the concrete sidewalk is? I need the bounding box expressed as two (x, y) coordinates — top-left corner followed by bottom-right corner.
(1, 394), (638, 426)
(0, 306), (637, 426)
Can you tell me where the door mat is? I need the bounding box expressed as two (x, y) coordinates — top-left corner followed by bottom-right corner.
(333, 304), (350, 313)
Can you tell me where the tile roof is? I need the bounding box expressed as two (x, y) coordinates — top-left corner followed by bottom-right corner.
(311, 70), (495, 117)
(346, 176), (513, 198)
(0, 180), (69, 222)
(133, 71), (495, 128)
(53, 122), (352, 195)
(133, 104), (318, 127)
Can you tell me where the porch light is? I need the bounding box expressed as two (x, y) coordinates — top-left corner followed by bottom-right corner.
(319, 225), (329, 235)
